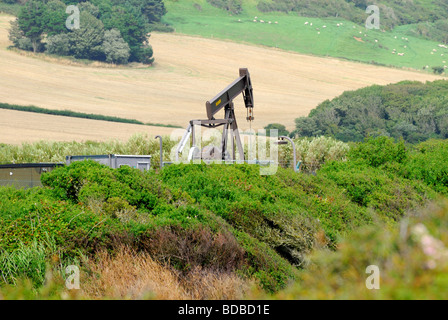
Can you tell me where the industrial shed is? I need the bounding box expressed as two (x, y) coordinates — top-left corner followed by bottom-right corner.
(0, 163), (64, 188)
(66, 154), (151, 171)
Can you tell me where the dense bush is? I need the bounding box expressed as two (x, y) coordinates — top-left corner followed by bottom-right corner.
(270, 200), (448, 299)
(293, 80), (448, 143)
(8, 0), (166, 64)
(403, 139), (448, 195)
(102, 28), (130, 64)
(256, 0), (448, 30)
(207, 0), (243, 14)
(1, 136), (448, 296)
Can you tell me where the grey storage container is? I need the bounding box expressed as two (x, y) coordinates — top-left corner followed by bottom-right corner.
(66, 154), (151, 171)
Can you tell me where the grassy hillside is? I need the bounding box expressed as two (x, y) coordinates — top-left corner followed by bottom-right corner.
(162, 0), (448, 71)
(1, 136), (448, 299)
(293, 79), (448, 143)
(1, 13), (442, 144)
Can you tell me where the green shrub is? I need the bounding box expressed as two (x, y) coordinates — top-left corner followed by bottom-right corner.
(403, 139), (448, 195)
(270, 200), (448, 300)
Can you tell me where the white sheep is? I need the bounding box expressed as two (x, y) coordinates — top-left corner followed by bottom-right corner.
(304, 21), (309, 25)
(397, 52), (404, 56)
(323, 25), (326, 28)
(275, 21), (278, 24)
(260, 20), (264, 23)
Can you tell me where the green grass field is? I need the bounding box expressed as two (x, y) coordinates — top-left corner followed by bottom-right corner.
(162, 0), (448, 71)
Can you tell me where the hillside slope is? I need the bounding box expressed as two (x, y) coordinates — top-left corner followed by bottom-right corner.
(0, 13), (444, 144)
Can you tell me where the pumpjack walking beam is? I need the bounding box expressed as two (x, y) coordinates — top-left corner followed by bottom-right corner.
(189, 68), (254, 161)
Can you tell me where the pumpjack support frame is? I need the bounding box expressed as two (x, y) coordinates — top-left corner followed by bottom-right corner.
(183, 68), (254, 161)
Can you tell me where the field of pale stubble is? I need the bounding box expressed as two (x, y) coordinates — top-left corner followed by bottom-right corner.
(0, 13), (444, 144)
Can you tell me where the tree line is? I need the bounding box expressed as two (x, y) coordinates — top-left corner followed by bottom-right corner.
(256, 0), (448, 36)
(8, 0), (169, 64)
(292, 80), (448, 144)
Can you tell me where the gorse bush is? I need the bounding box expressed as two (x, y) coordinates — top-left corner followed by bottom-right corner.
(269, 200), (448, 300)
(402, 139), (448, 195)
(1, 136), (448, 297)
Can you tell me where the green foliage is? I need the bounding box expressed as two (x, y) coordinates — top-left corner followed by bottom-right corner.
(257, 0), (364, 25)
(46, 33), (71, 56)
(271, 200), (448, 299)
(69, 11), (105, 60)
(432, 66), (445, 75)
(403, 139), (448, 195)
(17, 0), (47, 52)
(101, 5), (153, 63)
(0, 239), (50, 287)
(121, 0), (167, 24)
(1, 136), (448, 295)
(8, 18), (33, 51)
(0, 132), (178, 165)
(102, 28), (130, 64)
(9, 0), (165, 64)
(348, 136), (408, 167)
(279, 136), (350, 172)
(256, 0), (448, 30)
(411, 19), (448, 44)
(0, 102), (181, 127)
(294, 80), (448, 143)
(263, 123), (289, 137)
(207, 0), (242, 14)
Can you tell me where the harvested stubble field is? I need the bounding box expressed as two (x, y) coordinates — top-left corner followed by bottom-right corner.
(0, 13), (444, 144)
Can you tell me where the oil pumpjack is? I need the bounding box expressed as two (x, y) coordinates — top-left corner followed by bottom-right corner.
(175, 68), (254, 162)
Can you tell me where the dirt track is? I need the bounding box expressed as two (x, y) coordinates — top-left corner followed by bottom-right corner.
(0, 13), (444, 144)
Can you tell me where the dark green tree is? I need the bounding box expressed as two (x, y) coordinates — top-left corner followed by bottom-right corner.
(102, 5), (153, 63)
(44, 0), (68, 37)
(17, 0), (47, 52)
(264, 123), (290, 137)
(69, 11), (105, 60)
(102, 28), (130, 64)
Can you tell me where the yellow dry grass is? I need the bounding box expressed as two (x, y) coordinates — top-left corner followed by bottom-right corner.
(81, 246), (252, 300)
(0, 108), (175, 144)
(0, 13), (444, 144)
